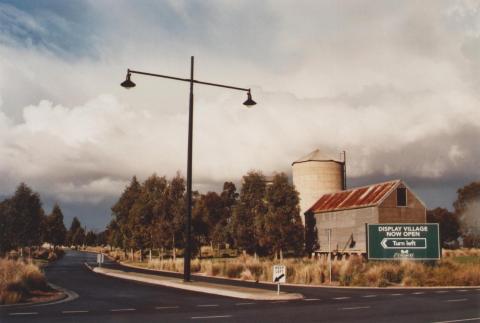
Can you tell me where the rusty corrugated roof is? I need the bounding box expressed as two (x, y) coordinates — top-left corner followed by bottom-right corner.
(307, 180), (400, 214)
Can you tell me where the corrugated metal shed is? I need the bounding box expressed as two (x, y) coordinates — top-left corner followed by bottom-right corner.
(307, 180), (400, 214)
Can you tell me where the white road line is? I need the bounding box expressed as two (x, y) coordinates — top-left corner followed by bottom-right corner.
(110, 308), (136, 312)
(436, 291), (448, 293)
(235, 302), (255, 306)
(341, 306), (371, 310)
(431, 317), (480, 323)
(191, 315), (233, 320)
(62, 310), (89, 314)
(445, 298), (468, 302)
(362, 294), (377, 298)
(390, 293), (403, 296)
(155, 306), (179, 310)
(9, 312), (38, 316)
(304, 298), (321, 301)
(196, 304), (219, 307)
(413, 292), (425, 295)
(333, 297), (351, 300)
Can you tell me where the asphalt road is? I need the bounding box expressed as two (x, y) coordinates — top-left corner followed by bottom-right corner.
(0, 251), (479, 323)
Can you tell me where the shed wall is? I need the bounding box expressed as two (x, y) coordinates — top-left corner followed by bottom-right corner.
(314, 207), (378, 253)
(378, 184), (426, 223)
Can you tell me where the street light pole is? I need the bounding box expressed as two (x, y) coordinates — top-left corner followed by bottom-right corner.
(185, 56), (194, 281)
(121, 56), (256, 282)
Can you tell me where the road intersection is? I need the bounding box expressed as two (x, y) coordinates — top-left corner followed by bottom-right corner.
(0, 251), (478, 322)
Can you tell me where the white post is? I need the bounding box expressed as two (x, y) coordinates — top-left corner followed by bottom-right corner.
(328, 228), (332, 283)
(277, 283), (280, 295)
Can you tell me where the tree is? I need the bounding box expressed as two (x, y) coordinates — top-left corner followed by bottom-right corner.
(230, 171), (267, 254)
(192, 194), (210, 246)
(96, 230), (107, 246)
(111, 176), (142, 250)
(427, 207), (460, 247)
(263, 173), (304, 257)
(453, 181), (480, 215)
(44, 204), (67, 248)
(85, 231), (97, 246)
(72, 227), (86, 246)
(8, 183), (45, 248)
(128, 174), (168, 252)
(107, 219), (123, 248)
(453, 181), (480, 248)
(167, 173), (186, 250)
(211, 182), (238, 246)
(67, 217), (83, 246)
(193, 191), (224, 245)
(0, 199), (13, 254)
(305, 210), (319, 255)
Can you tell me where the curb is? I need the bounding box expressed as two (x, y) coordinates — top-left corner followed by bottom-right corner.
(0, 284), (73, 308)
(31, 283), (79, 307)
(116, 260), (480, 290)
(86, 264), (303, 301)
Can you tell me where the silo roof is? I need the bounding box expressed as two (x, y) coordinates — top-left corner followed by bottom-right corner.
(306, 180), (401, 214)
(292, 149), (343, 165)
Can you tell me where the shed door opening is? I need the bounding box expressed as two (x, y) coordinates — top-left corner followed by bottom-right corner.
(397, 187), (407, 207)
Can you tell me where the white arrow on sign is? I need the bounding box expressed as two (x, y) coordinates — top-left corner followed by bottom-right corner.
(380, 238), (427, 249)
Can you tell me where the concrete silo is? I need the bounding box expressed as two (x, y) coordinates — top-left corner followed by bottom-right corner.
(292, 149), (346, 225)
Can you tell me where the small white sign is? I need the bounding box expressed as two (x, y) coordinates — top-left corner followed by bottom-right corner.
(273, 265), (286, 283)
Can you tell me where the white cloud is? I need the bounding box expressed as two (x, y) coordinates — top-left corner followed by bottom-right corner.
(0, 1), (479, 216)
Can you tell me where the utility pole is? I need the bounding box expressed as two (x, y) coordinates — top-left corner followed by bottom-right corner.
(327, 228), (332, 283)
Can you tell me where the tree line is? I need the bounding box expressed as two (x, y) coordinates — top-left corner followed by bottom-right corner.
(3, 178), (476, 257)
(0, 183), (101, 254)
(427, 181), (480, 248)
(106, 171), (305, 257)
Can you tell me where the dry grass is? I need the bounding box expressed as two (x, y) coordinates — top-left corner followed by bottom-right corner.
(113, 248), (480, 287)
(0, 258), (50, 304)
(442, 248), (480, 257)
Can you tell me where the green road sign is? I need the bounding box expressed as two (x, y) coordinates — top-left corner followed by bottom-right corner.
(367, 223), (441, 260)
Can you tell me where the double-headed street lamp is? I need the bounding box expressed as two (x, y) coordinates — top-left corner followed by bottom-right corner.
(121, 56), (256, 282)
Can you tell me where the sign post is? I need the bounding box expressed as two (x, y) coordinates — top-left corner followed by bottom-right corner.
(367, 224), (440, 260)
(327, 228), (332, 283)
(273, 265), (286, 295)
(97, 253), (104, 267)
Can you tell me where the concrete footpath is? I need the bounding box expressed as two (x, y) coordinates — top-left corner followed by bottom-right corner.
(87, 264), (303, 301)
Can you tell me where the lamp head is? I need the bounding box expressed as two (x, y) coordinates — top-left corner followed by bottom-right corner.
(121, 72), (136, 89)
(243, 90), (256, 107)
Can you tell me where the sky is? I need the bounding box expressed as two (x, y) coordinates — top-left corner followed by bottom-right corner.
(0, 0), (479, 230)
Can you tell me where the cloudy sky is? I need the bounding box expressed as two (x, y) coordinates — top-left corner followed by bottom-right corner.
(0, 0), (479, 230)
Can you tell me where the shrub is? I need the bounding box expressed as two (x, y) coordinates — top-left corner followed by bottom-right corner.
(339, 256), (364, 286)
(225, 262), (244, 278)
(400, 261), (428, 286)
(0, 258), (49, 304)
(246, 262), (263, 280)
(240, 268), (254, 280)
(47, 252), (57, 262)
(190, 259), (201, 273)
